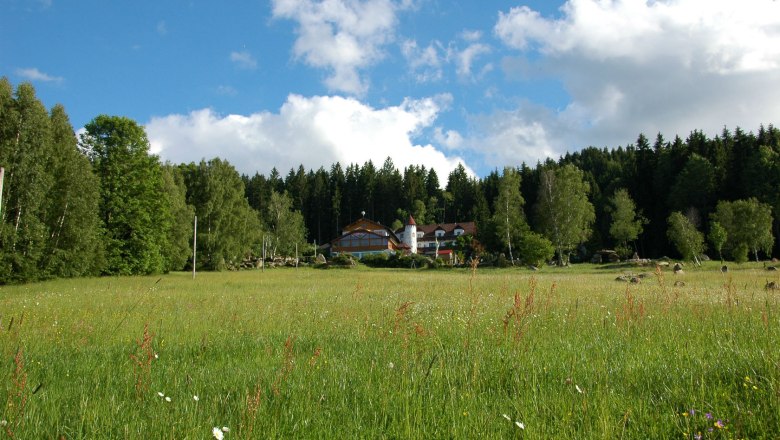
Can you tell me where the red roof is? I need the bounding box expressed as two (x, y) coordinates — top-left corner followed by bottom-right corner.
(407, 215), (416, 226)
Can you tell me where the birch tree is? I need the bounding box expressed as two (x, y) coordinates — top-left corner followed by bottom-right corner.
(534, 164), (595, 265)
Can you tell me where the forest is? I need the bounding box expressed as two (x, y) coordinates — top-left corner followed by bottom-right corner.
(1, 78), (778, 283)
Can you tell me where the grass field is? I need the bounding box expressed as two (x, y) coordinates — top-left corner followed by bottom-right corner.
(1, 262), (779, 439)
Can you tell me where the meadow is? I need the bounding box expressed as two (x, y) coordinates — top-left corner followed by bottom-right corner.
(1, 262), (778, 439)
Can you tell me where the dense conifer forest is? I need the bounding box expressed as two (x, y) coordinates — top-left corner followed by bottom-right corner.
(1, 78), (777, 283)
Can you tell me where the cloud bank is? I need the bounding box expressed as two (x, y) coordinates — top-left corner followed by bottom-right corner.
(472, 0), (780, 169)
(146, 94), (472, 180)
(272, 0), (407, 95)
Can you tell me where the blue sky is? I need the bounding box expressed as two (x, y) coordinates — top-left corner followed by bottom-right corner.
(3, 0), (780, 179)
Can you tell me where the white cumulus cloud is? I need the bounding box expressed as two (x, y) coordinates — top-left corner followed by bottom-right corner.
(479, 0), (780, 169)
(145, 94), (472, 180)
(230, 51), (258, 69)
(272, 0), (405, 95)
(15, 67), (63, 83)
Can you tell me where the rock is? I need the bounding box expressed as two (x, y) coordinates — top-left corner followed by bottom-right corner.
(593, 250), (620, 263)
(766, 281), (779, 290)
(528, 265), (539, 271)
(767, 266), (778, 272)
(721, 265), (728, 273)
(673, 263), (683, 274)
(615, 275), (631, 282)
(674, 281), (686, 287)
(656, 261), (670, 267)
(316, 253), (327, 264)
(629, 277), (641, 284)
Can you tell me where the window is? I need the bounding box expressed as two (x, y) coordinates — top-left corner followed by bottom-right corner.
(454, 228), (464, 236)
(435, 230), (445, 237)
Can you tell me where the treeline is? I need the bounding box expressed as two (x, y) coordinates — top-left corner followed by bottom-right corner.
(0, 79), (306, 283)
(1, 78), (778, 283)
(246, 130), (780, 263)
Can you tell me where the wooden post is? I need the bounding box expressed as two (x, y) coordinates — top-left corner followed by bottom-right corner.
(295, 242), (298, 269)
(262, 235), (265, 273)
(192, 215), (197, 279)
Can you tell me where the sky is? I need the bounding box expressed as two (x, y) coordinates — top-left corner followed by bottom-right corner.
(3, 0), (780, 179)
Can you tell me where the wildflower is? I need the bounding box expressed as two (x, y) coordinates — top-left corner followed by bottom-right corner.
(575, 384), (583, 394)
(705, 412), (713, 420)
(157, 392), (165, 398)
(388, 362), (394, 369)
(714, 420), (724, 429)
(193, 395), (199, 401)
(222, 427), (230, 433)
(212, 427), (224, 440)
(0, 420), (6, 426)
(694, 433), (702, 440)
(515, 421), (525, 429)
(502, 414), (511, 421)
(689, 409), (695, 416)
(165, 396), (171, 402)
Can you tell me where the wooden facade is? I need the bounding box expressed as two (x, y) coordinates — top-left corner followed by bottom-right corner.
(330, 218), (407, 258)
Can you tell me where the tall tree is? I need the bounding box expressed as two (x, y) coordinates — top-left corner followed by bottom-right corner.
(0, 82), (54, 282)
(534, 164), (595, 265)
(265, 191), (306, 258)
(608, 188), (645, 256)
(667, 211), (705, 264)
(490, 167), (526, 264)
(81, 115), (170, 275)
(712, 198), (774, 261)
(40, 105), (103, 277)
(180, 159), (261, 270)
(160, 164), (194, 271)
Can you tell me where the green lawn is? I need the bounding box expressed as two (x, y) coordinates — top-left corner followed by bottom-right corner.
(1, 263), (779, 439)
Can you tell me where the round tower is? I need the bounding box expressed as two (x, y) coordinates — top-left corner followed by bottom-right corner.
(403, 215), (417, 254)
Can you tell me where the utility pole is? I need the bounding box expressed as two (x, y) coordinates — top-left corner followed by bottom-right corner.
(192, 215), (197, 279)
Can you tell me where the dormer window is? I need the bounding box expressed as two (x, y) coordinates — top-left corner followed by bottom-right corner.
(454, 228), (464, 236)
(435, 230), (445, 238)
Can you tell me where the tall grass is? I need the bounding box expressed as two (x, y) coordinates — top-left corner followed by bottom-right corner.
(1, 263), (778, 438)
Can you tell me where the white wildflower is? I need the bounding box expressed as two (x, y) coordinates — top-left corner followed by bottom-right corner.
(502, 414), (511, 421)
(221, 426), (230, 432)
(165, 396), (171, 402)
(212, 427), (224, 439)
(515, 421), (525, 429)
(157, 392), (164, 397)
(193, 395), (199, 401)
(575, 384), (583, 394)
(388, 362), (394, 369)
(0, 420), (7, 426)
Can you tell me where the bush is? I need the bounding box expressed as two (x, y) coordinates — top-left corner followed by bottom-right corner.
(361, 253), (389, 267)
(732, 243), (749, 264)
(328, 253), (357, 267)
(518, 232), (555, 267)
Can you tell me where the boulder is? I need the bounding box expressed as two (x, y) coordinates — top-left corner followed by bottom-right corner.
(721, 265), (728, 273)
(766, 281), (779, 290)
(767, 266), (778, 272)
(674, 281), (686, 287)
